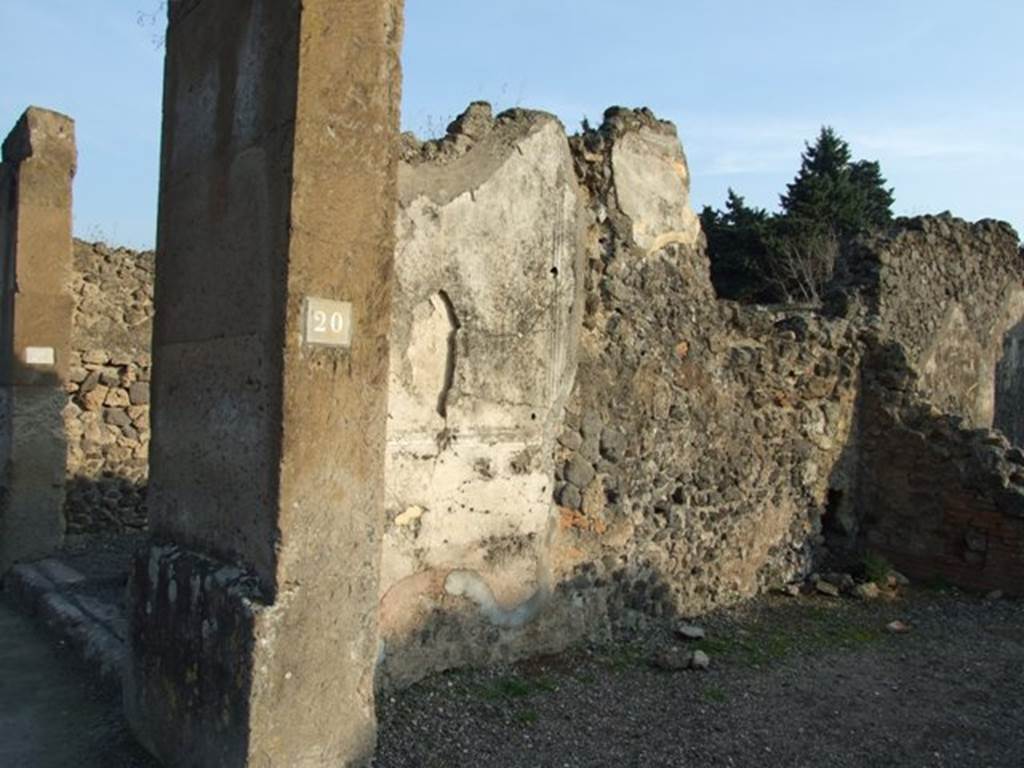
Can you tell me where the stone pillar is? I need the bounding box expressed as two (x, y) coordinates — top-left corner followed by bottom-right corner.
(124, 1), (404, 765)
(0, 108), (76, 574)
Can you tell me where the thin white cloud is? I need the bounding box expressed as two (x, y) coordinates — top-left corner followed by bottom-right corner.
(668, 111), (1024, 179)
(852, 129), (1024, 162)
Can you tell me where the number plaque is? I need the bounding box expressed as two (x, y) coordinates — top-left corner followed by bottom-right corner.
(303, 297), (353, 348)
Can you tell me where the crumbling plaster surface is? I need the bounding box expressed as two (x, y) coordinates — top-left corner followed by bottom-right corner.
(378, 106), (588, 685)
(610, 124), (701, 255)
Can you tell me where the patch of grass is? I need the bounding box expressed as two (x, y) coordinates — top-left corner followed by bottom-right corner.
(480, 676), (533, 701)
(923, 574), (955, 593)
(690, 630), (793, 666)
(596, 643), (646, 672)
(693, 603), (888, 668)
(701, 684), (728, 704)
(532, 675), (558, 693)
(863, 550), (893, 584)
(515, 708), (539, 725)
(478, 674), (558, 702)
(474, 674), (557, 727)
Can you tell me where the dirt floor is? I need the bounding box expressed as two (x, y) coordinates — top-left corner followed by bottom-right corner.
(374, 589), (1024, 768)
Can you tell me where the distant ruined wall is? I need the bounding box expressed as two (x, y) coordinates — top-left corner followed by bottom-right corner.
(837, 216), (1024, 430)
(832, 217), (1024, 587)
(64, 240), (153, 533)
(854, 343), (1024, 592)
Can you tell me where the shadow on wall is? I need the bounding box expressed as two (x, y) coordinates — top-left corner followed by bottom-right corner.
(65, 475), (146, 534)
(821, 360), (868, 561)
(0, 359), (68, 570)
(853, 339), (1024, 594)
(995, 319), (1024, 448)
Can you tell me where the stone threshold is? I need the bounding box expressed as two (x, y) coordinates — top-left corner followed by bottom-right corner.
(3, 558), (126, 686)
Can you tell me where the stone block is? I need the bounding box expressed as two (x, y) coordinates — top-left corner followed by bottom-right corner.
(128, 381), (149, 405)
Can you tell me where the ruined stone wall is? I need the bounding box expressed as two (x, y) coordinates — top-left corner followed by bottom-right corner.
(837, 216), (1024, 431)
(378, 105), (594, 687)
(63, 240), (153, 533)
(375, 106), (864, 688)
(553, 110), (861, 625)
(832, 218), (1024, 579)
(373, 108), (1024, 688)
(855, 343), (1024, 593)
(51, 101), (1024, 688)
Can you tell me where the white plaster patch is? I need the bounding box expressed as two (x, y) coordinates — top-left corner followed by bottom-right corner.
(382, 117), (581, 609)
(444, 570), (545, 629)
(611, 127), (701, 254)
(394, 506), (423, 527)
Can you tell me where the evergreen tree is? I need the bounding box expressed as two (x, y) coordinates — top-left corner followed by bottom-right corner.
(780, 126), (893, 238)
(848, 159), (895, 229)
(704, 127), (895, 305)
(703, 189), (773, 302)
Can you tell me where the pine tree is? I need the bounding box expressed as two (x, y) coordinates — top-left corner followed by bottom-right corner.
(848, 159), (895, 229)
(704, 189), (773, 301)
(723, 188), (768, 228)
(780, 126), (893, 239)
(704, 127), (895, 304)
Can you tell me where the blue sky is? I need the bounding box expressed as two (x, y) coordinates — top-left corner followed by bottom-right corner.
(1, 1), (1021, 249)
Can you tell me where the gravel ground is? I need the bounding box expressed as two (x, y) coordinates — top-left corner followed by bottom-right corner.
(374, 590), (1024, 768)
(8, 552), (1022, 767)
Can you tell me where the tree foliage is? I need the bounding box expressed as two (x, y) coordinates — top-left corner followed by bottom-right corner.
(780, 127), (893, 239)
(703, 190), (772, 303)
(705, 126), (895, 304)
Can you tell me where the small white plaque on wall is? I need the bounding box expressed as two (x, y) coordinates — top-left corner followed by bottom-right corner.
(24, 346), (55, 366)
(303, 297), (353, 348)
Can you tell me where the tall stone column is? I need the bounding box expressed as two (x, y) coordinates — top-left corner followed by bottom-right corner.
(124, 1), (404, 766)
(0, 108), (76, 574)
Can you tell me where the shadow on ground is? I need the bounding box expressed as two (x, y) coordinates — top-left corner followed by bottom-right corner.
(0, 597), (155, 768)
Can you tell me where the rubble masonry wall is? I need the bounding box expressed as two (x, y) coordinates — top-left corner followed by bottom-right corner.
(63, 240), (153, 533)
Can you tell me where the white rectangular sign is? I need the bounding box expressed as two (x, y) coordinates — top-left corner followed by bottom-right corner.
(24, 346), (55, 366)
(303, 297), (353, 348)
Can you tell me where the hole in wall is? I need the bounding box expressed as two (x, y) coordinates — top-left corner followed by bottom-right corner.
(435, 290), (460, 419)
(822, 488), (843, 535)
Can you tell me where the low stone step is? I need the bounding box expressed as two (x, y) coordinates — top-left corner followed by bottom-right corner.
(3, 558), (126, 687)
